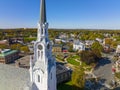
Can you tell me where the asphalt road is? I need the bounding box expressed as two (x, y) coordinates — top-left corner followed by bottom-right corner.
(93, 54), (114, 89)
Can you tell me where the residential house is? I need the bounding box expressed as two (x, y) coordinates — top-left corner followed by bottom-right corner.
(62, 45), (69, 53)
(115, 60), (120, 72)
(0, 40), (9, 45)
(103, 44), (111, 53)
(73, 40), (85, 51)
(59, 33), (68, 39)
(55, 38), (61, 44)
(85, 40), (94, 47)
(52, 44), (62, 52)
(0, 49), (19, 64)
(116, 45), (120, 54)
(96, 38), (103, 43)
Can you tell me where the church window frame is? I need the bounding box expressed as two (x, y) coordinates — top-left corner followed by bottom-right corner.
(38, 75), (40, 83)
(41, 51), (43, 59)
(41, 28), (43, 35)
(38, 51), (40, 58)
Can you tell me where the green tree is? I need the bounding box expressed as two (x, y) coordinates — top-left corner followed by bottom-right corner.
(0, 45), (8, 49)
(10, 44), (22, 50)
(91, 41), (103, 52)
(68, 44), (74, 52)
(105, 38), (112, 45)
(20, 46), (30, 53)
(92, 49), (102, 59)
(111, 41), (117, 48)
(80, 50), (101, 65)
(72, 70), (85, 90)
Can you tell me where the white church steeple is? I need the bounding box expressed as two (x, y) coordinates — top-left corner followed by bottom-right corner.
(37, 0), (48, 42)
(29, 0), (56, 90)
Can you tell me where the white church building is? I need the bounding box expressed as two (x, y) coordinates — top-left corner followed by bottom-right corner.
(73, 40), (85, 51)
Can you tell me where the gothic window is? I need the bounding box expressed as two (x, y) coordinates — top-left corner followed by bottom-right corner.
(38, 75), (40, 82)
(41, 28), (43, 35)
(41, 28), (44, 35)
(38, 51), (40, 58)
(41, 51), (43, 59)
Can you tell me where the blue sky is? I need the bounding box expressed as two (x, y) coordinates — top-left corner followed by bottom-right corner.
(0, 0), (120, 29)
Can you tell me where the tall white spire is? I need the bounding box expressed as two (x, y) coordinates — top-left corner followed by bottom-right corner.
(30, 0), (56, 90)
(37, 0), (48, 41)
(40, 0), (46, 24)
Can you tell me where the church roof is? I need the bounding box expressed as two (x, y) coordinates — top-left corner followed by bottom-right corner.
(0, 63), (29, 90)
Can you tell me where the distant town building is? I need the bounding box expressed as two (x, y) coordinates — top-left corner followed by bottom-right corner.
(59, 33), (68, 39)
(61, 39), (68, 43)
(103, 44), (111, 53)
(96, 38), (103, 43)
(55, 38), (61, 44)
(115, 60), (120, 72)
(73, 40), (85, 51)
(103, 38), (112, 45)
(28, 41), (35, 53)
(62, 45), (69, 53)
(70, 34), (75, 38)
(69, 38), (74, 43)
(8, 37), (24, 44)
(0, 40), (9, 45)
(0, 49), (19, 64)
(85, 40), (94, 47)
(116, 45), (120, 54)
(52, 44), (62, 52)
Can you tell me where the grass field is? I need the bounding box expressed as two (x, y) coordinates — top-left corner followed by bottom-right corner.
(67, 59), (80, 66)
(67, 55), (80, 66)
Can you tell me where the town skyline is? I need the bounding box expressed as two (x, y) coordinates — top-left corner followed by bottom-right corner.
(0, 0), (120, 29)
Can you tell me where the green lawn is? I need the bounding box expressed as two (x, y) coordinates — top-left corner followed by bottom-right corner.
(72, 55), (80, 59)
(67, 55), (80, 66)
(115, 72), (120, 79)
(67, 59), (80, 66)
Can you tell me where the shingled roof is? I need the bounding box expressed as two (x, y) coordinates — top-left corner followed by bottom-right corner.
(0, 62), (71, 90)
(0, 64), (29, 90)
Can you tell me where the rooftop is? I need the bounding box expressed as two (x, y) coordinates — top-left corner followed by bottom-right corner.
(0, 62), (71, 90)
(0, 49), (18, 57)
(0, 63), (29, 90)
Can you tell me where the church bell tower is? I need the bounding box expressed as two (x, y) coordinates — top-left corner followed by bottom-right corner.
(29, 0), (56, 90)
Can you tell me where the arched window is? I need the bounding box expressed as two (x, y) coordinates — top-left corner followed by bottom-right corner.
(38, 75), (40, 82)
(41, 28), (43, 35)
(38, 51), (40, 58)
(41, 51), (43, 59)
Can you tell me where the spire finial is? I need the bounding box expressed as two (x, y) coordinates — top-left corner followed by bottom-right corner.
(40, 0), (46, 24)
